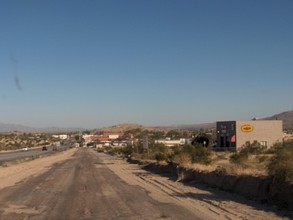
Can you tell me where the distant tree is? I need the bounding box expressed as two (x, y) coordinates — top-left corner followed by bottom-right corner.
(166, 130), (181, 139)
(83, 130), (91, 135)
(152, 131), (165, 140)
(125, 128), (143, 138)
(182, 131), (190, 138)
(136, 130), (149, 139)
(191, 134), (210, 147)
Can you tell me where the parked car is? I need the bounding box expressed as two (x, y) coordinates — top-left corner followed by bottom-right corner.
(52, 146), (57, 151)
(42, 146), (48, 151)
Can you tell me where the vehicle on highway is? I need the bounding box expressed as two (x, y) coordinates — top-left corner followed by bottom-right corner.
(42, 146), (48, 151)
(22, 147), (28, 151)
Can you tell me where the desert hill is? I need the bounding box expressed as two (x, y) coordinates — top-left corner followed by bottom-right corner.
(263, 110), (293, 130)
(1, 110), (293, 133)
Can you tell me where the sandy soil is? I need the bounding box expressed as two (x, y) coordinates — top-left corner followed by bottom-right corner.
(0, 149), (202, 219)
(103, 155), (292, 220)
(0, 149), (291, 220)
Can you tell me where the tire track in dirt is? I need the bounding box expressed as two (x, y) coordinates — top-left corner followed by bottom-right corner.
(102, 154), (291, 220)
(0, 149), (204, 219)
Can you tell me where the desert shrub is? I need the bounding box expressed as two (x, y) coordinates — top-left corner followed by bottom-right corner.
(104, 146), (115, 155)
(171, 145), (182, 155)
(150, 143), (168, 154)
(172, 152), (192, 166)
(121, 145), (133, 156)
(230, 141), (265, 165)
(181, 144), (195, 155)
(155, 152), (167, 162)
(133, 143), (144, 154)
(113, 147), (121, 154)
(146, 143), (168, 161)
(193, 145), (212, 164)
(230, 151), (248, 164)
(216, 153), (228, 160)
(256, 155), (269, 163)
(181, 144), (212, 165)
(268, 143), (293, 183)
(268, 141), (293, 154)
(215, 166), (228, 175)
(166, 153), (174, 162)
(167, 146), (181, 161)
(241, 141), (266, 154)
(96, 148), (104, 153)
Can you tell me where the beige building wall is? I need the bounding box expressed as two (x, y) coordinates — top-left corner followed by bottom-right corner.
(236, 120), (283, 149)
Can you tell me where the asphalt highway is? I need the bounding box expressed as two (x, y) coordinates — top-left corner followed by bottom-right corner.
(0, 144), (69, 163)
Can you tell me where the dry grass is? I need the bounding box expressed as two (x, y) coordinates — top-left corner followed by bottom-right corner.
(189, 163), (216, 172)
(133, 149), (273, 177)
(172, 153), (192, 166)
(185, 152), (271, 176)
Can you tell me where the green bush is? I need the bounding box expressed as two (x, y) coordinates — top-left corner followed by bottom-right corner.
(256, 155), (269, 163)
(172, 152), (192, 165)
(230, 141), (265, 165)
(133, 143), (144, 154)
(155, 152), (166, 162)
(144, 143), (168, 161)
(268, 143), (293, 183)
(181, 144), (195, 155)
(193, 145), (212, 164)
(150, 143), (168, 154)
(241, 141), (266, 154)
(171, 145), (181, 155)
(121, 145), (133, 156)
(230, 151), (248, 164)
(181, 144), (212, 165)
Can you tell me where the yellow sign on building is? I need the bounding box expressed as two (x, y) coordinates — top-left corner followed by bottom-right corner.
(241, 124), (254, 132)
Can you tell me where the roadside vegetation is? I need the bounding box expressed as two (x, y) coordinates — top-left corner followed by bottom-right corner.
(99, 128), (293, 184)
(268, 142), (293, 184)
(226, 141), (293, 183)
(85, 126), (293, 184)
(0, 132), (62, 151)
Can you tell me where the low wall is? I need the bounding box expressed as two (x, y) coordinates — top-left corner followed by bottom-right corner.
(127, 158), (293, 210)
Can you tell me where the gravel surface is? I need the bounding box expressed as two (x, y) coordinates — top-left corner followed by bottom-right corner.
(0, 148), (291, 220)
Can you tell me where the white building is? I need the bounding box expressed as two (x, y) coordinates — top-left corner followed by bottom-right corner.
(53, 134), (68, 140)
(155, 138), (187, 147)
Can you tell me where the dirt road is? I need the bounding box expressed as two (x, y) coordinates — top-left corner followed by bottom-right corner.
(0, 148), (291, 220)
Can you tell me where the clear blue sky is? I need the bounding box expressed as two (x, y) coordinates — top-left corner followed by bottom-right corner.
(1, 0), (293, 129)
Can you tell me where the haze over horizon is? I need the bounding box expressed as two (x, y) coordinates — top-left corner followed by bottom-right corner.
(1, 1), (293, 129)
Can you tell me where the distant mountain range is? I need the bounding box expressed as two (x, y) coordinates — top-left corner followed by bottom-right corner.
(0, 123), (36, 133)
(177, 110), (293, 131)
(176, 122), (216, 130)
(263, 110), (293, 130)
(1, 110), (292, 133)
(0, 123), (85, 133)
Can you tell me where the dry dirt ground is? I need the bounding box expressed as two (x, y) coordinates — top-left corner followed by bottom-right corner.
(0, 148), (292, 220)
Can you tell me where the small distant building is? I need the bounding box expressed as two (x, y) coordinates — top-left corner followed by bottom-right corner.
(108, 134), (120, 140)
(155, 138), (188, 147)
(216, 120), (283, 151)
(86, 132), (128, 147)
(82, 134), (94, 143)
(53, 134), (68, 140)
